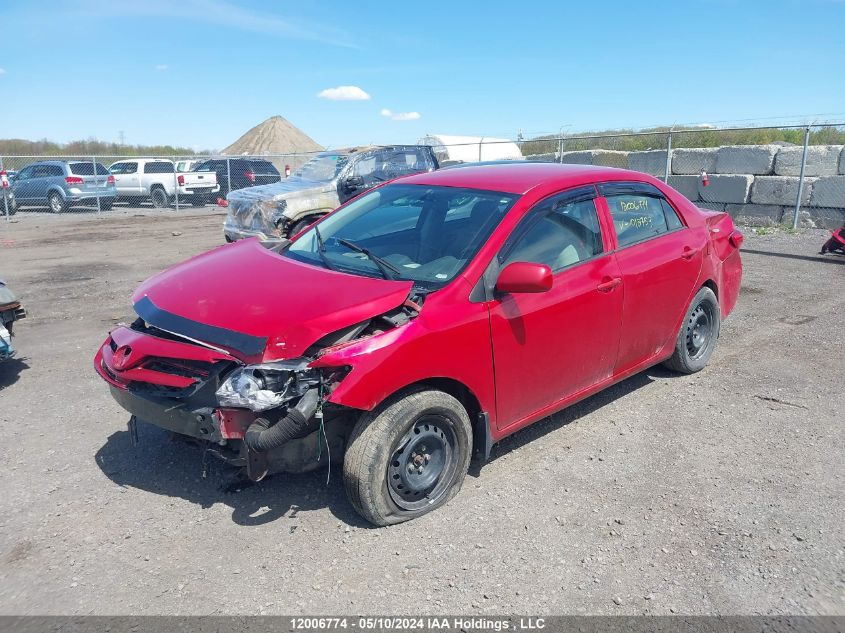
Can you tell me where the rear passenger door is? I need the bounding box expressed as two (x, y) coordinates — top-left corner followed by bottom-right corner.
(109, 162), (140, 197)
(489, 186), (624, 431)
(598, 182), (706, 374)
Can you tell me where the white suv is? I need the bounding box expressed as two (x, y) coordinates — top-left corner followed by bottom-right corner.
(109, 159), (219, 207)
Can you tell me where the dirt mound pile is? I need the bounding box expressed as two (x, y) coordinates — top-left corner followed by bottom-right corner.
(222, 116), (323, 157)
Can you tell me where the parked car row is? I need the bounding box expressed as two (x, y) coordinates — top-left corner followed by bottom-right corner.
(2, 157), (281, 213)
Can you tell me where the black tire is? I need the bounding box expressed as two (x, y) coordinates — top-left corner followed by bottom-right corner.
(48, 191), (67, 213)
(663, 286), (720, 374)
(289, 217), (317, 237)
(343, 389), (472, 526)
(99, 200), (113, 211)
(190, 196), (205, 207)
(150, 187), (170, 209)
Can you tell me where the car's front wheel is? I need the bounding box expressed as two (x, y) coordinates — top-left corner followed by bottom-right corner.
(343, 389), (473, 526)
(664, 286), (720, 374)
(48, 191), (67, 213)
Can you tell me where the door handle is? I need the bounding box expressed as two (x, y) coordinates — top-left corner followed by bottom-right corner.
(597, 277), (622, 292)
(681, 246), (699, 260)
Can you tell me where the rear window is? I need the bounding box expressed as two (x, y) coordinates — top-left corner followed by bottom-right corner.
(69, 162), (109, 175)
(144, 161), (175, 174)
(248, 161), (279, 175)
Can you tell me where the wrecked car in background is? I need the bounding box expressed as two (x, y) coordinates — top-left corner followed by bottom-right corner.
(0, 280), (26, 361)
(223, 145), (438, 242)
(95, 163), (742, 526)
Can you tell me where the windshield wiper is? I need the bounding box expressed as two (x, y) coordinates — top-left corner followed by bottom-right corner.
(313, 225), (336, 271)
(336, 238), (401, 280)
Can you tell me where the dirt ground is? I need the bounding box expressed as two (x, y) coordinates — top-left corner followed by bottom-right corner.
(0, 209), (842, 616)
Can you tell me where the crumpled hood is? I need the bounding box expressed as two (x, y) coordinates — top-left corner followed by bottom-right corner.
(226, 177), (340, 237)
(132, 239), (413, 362)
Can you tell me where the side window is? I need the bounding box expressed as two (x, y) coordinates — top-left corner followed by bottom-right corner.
(661, 198), (684, 230)
(48, 165), (65, 177)
(15, 166), (33, 180)
(501, 195), (604, 272)
(143, 162), (174, 174)
(606, 194), (669, 247)
(352, 155), (376, 179)
(32, 165), (51, 178)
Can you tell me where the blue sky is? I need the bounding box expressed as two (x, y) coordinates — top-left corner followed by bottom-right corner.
(1, 0), (844, 151)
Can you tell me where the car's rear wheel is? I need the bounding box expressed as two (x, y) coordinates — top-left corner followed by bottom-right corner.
(48, 191), (67, 213)
(664, 286), (720, 374)
(150, 187), (170, 209)
(99, 200), (113, 211)
(343, 389), (472, 526)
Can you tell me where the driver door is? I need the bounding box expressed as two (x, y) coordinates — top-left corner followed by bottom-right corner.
(488, 187), (623, 432)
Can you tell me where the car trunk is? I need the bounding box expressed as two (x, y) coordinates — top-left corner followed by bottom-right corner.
(68, 162), (112, 192)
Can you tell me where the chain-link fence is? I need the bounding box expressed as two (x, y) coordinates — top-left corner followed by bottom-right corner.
(515, 123), (845, 229)
(2, 125), (844, 229)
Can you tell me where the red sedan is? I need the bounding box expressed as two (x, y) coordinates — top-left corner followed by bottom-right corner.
(95, 163), (743, 526)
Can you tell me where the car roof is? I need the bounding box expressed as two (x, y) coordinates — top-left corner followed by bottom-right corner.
(398, 162), (656, 195)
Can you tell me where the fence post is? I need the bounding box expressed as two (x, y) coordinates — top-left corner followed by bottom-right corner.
(664, 132), (673, 183)
(226, 158), (232, 198)
(93, 155), (102, 213)
(790, 126), (811, 229)
(173, 155), (180, 211)
(1, 156), (9, 221)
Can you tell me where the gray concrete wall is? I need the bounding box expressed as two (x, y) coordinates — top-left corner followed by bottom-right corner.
(524, 143), (845, 228)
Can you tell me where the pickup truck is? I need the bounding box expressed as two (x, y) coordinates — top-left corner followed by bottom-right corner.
(108, 159), (219, 207)
(224, 145), (438, 242)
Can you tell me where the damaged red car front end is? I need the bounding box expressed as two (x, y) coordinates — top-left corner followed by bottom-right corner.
(95, 238), (418, 476)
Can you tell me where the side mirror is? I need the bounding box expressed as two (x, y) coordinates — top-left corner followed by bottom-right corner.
(344, 176), (364, 191)
(495, 262), (553, 294)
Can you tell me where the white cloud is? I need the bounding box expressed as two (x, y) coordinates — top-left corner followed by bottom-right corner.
(155, 64), (168, 71)
(317, 85), (371, 101)
(381, 108), (421, 121)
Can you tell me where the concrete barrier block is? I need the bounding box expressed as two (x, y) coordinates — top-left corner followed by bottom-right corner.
(525, 153), (557, 163)
(715, 145), (777, 175)
(840, 147), (845, 175)
(724, 204), (784, 227)
(696, 203), (726, 212)
(699, 175), (753, 204)
(797, 206), (845, 229)
(751, 176), (815, 205)
(667, 175), (700, 201)
(671, 148), (717, 175)
(809, 176), (845, 208)
(559, 149), (629, 168)
(628, 150), (667, 176)
(775, 145), (844, 176)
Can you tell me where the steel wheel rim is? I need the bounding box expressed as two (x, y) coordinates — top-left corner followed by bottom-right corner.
(153, 190), (166, 207)
(685, 302), (714, 360)
(50, 195), (62, 212)
(387, 415), (457, 511)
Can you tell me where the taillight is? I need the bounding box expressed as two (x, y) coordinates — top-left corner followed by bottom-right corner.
(244, 170), (255, 183)
(729, 230), (744, 248)
(107, 175), (115, 185)
(65, 176), (84, 185)
(177, 175), (185, 186)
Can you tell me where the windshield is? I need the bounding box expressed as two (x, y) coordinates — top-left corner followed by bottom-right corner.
(284, 183), (518, 289)
(293, 154), (348, 182)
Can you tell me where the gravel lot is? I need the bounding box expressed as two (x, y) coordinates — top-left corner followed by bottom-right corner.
(0, 210), (842, 616)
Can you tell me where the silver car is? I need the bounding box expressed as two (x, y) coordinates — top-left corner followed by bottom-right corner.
(11, 160), (117, 213)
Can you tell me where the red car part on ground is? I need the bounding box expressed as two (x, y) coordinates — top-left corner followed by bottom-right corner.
(94, 163), (743, 525)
